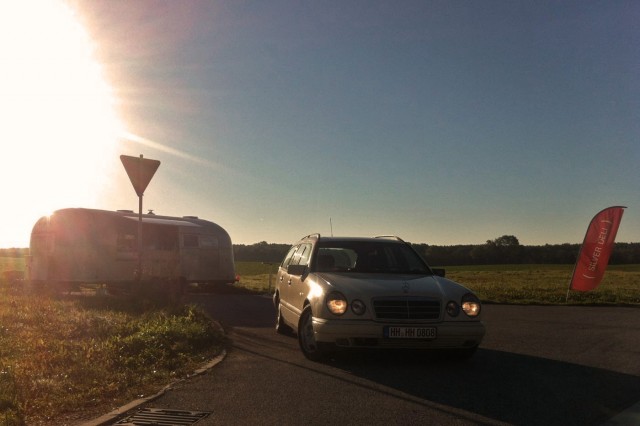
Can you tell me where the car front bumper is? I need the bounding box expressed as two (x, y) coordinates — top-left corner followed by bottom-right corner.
(312, 318), (486, 350)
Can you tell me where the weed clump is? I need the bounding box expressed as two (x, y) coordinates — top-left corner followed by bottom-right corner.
(0, 281), (225, 425)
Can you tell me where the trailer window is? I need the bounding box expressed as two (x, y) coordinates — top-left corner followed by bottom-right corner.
(184, 234), (199, 248)
(148, 226), (179, 250)
(117, 234), (136, 252)
(200, 235), (219, 248)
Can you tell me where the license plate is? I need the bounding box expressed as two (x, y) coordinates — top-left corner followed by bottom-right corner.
(384, 326), (437, 339)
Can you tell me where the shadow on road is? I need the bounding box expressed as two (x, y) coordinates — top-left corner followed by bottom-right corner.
(188, 287), (275, 328)
(190, 291), (640, 426)
(319, 348), (640, 426)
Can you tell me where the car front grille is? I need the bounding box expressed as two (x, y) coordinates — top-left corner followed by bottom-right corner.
(373, 298), (441, 320)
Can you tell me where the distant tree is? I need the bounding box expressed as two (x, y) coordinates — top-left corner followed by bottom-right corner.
(610, 243), (640, 264)
(491, 235), (520, 247)
(482, 235), (522, 263)
(0, 248), (28, 257)
(234, 239), (640, 265)
(470, 244), (491, 264)
(233, 242), (290, 262)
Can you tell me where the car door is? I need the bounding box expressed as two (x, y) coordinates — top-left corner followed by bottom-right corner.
(277, 245), (300, 314)
(287, 243), (313, 315)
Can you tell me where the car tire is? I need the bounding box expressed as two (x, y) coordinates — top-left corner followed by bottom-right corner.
(298, 305), (326, 361)
(275, 300), (293, 335)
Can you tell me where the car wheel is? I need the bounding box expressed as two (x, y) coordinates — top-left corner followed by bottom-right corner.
(275, 300), (293, 335)
(298, 305), (326, 361)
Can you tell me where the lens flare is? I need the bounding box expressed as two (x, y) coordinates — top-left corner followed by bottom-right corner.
(0, 0), (123, 247)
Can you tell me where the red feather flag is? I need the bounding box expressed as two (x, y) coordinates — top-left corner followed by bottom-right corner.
(569, 206), (626, 292)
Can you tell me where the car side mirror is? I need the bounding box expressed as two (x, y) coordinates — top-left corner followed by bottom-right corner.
(287, 264), (307, 276)
(432, 268), (446, 277)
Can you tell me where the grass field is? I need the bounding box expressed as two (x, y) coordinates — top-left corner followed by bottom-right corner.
(0, 257), (226, 425)
(235, 262), (640, 306)
(0, 257), (24, 276)
(235, 261), (280, 293)
(443, 264), (640, 305)
(0, 258), (637, 424)
(3, 258), (639, 305)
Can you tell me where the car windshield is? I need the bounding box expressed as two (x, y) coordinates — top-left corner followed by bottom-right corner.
(314, 241), (431, 274)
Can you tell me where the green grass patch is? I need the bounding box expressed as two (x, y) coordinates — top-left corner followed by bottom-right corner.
(235, 261), (279, 276)
(234, 262), (279, 293)
(442, 264), (640, 305)
(235, 262), (640, 306)
(1, 258), (637, 423)
(0, 257), (25, 275)
(0, 281), (226, 425)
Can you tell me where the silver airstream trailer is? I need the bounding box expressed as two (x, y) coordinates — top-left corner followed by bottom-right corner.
(27, 208), (236, 293)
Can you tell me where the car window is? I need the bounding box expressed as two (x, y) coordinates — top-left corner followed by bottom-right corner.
(315, 241), (429, 274)
(291, 243), (312, 266)
(281, 245), (299, 268)
(386, 245), (427, 272)
(316, 248), (357, 271)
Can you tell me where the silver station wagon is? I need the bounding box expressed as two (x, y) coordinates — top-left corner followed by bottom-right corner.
(274, 234), (486, 361)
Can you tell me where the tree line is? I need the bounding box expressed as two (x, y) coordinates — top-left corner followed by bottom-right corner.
(3, 237), (638, 265)
(233, 236), (640, 265)
(0, 248), (29, 257)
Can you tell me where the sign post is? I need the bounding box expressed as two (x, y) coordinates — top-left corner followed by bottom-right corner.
(120, 154), (161, 281)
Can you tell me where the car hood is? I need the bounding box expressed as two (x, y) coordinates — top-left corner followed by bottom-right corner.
(314, 272), (469, 299)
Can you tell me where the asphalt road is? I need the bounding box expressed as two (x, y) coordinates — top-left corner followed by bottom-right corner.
(114, 290), (640, 426)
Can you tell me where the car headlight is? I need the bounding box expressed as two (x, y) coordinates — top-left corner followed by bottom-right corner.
(446, 301), (460, 317)
(326, 292), (348, 315)
(351, 299), (366, 315)
(461, 293), (481, 317)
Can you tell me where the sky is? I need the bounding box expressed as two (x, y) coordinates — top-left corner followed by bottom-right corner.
(0, 0), (638, 247)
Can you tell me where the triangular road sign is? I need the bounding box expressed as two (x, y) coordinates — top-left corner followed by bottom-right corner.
(120, 155), (161, 197)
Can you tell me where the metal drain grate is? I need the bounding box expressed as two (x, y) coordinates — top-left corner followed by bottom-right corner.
(115, 408), (211, 425)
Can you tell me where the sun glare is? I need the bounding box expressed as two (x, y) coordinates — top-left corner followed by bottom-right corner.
(0, 0), (122, 247)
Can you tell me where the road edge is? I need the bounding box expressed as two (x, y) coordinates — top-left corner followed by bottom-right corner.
(601, 400), (640, 425)
(80, 322), (228, 426)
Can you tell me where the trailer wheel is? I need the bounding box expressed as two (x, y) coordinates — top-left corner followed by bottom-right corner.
(153, 278), (185, 305)
(106, 283), (125, 296)
(48, 280), (73, 295)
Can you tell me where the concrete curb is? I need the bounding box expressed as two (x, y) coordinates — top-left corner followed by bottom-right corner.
(601, 400), (640, 425)
(81, 320), (228, 426)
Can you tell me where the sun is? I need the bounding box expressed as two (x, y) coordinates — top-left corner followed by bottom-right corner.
(0, 0), (123, 247)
